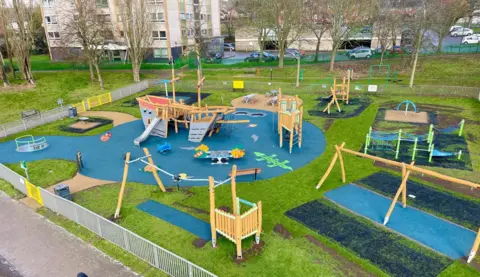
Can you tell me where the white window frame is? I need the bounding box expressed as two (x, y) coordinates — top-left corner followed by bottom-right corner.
(96, 0), (108, 8)
(180, 13), (185, 21)
(148, 0), (163, 4)
(152, 30), (167, 40)
(42, 0), (54, 8)
(48, 31), (60, 40)
(45, 15), (58, 25)
(153, 48), (168, 58)
(151, 12), (165, 22)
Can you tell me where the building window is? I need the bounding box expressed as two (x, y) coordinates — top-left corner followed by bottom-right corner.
(45, 15), (57, 24)
(207, 14), (211, 21)
(200, 14), (205, 20)
(187, 29), (193, 37)
(201, 29), (207, 35)
(96, 0), (108, 8)
(151, 12), (165, 22)
(152, 30), (167, 40)
(48, 32), (60, 40)
(181, 29), (186, 37)
(193, 0), (199, 5)
(187, 13), (192, 20)
(180, 13), (185, 20)
(42, 0), (54, 8)
(117, 14), (122, 22)
(119, 31), (124, 37)
(154, 48), (168, 58)
(148, 0), (163, 4)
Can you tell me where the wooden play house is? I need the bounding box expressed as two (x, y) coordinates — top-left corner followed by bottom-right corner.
(209, 165), (263, 259)
(323, 70), (351, 114)
(316, 142), (480, 263)
(277, 89), (303, 153)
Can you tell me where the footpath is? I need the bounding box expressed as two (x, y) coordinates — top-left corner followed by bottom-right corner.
(0, 191), (137, 277)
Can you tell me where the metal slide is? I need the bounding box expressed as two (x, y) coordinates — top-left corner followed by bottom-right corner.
(134, 117), (164, 146)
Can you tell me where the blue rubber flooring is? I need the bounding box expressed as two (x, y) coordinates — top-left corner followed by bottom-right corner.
(0, 109), (326, 186)
(137, 200), (211, 241)
(324, 184), (476, 259)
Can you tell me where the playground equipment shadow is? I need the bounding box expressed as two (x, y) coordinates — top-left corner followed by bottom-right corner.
(286, 199), (453, 277)
(0, 109), (326, 187)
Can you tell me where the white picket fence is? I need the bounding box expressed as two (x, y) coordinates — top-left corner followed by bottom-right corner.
(0, 80), (149, 138)
(0, 163), (217, 277)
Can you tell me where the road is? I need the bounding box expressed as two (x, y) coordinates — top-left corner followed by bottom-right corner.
(0, 191), (137, 277)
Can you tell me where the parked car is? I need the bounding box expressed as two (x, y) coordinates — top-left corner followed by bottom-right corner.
(462, 34), (480, 44)
(224, 43), (235, 51)
(244, 52), (278, 62)
(347, 46), (369, 55)
(450, 27), (473, 37)
(402, 45), (414, 54)
(286, 48), (305, 56)
(450, 25), (463, 32)
(347, 48), (372, 59)
(375, 45), (403, 54)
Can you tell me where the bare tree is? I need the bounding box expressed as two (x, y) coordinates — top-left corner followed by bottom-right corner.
(117, 0), (152, 83)
(6, 0), (37, 84)
(323, 0), (373, 71)
(373, 5), (402, 65)
(465, 0), (480, 27)
(0, 0), (14, 78)
(431, 0), (469, 53)
(221, 0), (237, 41)
(0, 51), (9, 87)
(61, 0), (112, 89)
(270, 0), (304, 68)
(408, 0), (431, 88)
(236, 0), (273, 62)
(302, 0), (328, 63)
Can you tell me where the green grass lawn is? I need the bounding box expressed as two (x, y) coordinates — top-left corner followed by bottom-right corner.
(0, 72), (156, 124)
(5, 159), (77, 188)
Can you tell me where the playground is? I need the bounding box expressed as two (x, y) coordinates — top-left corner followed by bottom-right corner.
(0, 109), (325, 186)
(0, 61), (479, 277)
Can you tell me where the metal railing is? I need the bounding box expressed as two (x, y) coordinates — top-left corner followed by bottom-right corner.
(0, 80), (149, 138)
(0, 163), (217, 277)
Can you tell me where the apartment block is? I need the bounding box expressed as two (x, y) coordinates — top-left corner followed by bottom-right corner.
(40, 0), (222, 61)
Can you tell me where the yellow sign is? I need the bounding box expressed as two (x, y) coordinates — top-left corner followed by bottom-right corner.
(25, 180), (43, 206)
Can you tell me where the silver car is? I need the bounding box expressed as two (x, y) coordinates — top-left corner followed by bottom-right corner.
(348, 48), (372, 59)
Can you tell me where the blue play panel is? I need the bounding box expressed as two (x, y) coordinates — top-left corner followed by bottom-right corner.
(0, 109), (326, 186)
(324, 184), (477, 259)
(137, 200), (211, 241)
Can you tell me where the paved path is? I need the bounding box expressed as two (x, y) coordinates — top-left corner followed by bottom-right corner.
(0, 192), (137, 277)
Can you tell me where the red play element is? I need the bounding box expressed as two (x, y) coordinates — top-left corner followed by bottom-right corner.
(147, 95), (170, 105)
(100, 132), (112, 142)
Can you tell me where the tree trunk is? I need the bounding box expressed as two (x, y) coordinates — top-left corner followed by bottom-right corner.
(278, 46), (284, 68)
(94, 63), (104, 89)
(380, 50), (385, 66)
(436, 35), (444, 53)
(328, 48), (338, 71)
(258, 31), (264, 62)
(132, 62), (141, 83)
(88, 62), (95, 82)
(409, 49), (419, 88)
(0, 51), (9, 87)
(4, 30), (15, 78)
(314, 38), (320, 63)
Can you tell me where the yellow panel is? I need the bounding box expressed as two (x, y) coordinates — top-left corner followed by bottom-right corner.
(233, 81), (244, 89)
(25, 180), (43, 206)
(72, 102), (86, 113)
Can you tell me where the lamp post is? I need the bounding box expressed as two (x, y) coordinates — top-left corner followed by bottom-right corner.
(270, 67), (273, 81)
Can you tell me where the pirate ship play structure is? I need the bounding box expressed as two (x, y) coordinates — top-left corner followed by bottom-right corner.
(134, 77), (249, 146)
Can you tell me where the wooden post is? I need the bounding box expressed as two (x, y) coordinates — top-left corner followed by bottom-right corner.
(143, 148), (166, 192)
(289, 124), (294, 153)
(316, 146), (340, 189)
(114, 152), (130, 219)
(209, 176), (217, 247)
(401, 163), (407, 208)
(335, 143), (346, 183)
(384, 163), (413, 225)
(231, 165), (238, 215)
(346, 70), (351, 104)
(467, 227), (480, 263)
(235, 214), (242, 259)
(256, 201), (262, 244)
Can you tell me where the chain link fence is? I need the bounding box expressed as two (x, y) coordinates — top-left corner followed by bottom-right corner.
(0, 80), (149, 138)
(0, 163), (217, 277)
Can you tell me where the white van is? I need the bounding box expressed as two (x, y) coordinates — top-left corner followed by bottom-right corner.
(462, 34), (480, 44)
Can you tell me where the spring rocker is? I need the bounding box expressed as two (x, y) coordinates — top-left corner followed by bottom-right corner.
(277, 89), (303, 153)
(323, 69), (351, 114)
(209, 165), (263, 259)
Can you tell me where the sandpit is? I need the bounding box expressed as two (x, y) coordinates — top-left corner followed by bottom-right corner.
(384, 110), (429, 124)
(69, 121), (101, 130)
